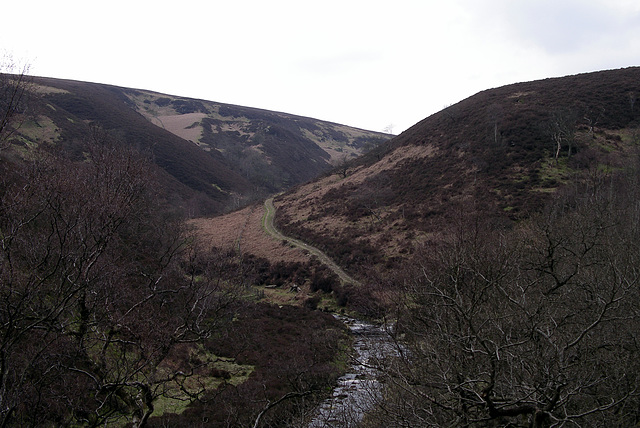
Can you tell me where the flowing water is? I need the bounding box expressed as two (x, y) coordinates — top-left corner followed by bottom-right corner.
(308, 316), (396, 428)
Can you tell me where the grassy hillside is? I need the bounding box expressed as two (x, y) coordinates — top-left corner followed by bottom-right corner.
(125, 90), (386, 163)
(125, 88), (390, 191)
(268, 67), (640, 277)
(184, 68), (640, 426)
(11, 77), (390, 216)
(23, 77), (253, 215)
(0, 73), (350, 427)
(6, 62), (640, 426)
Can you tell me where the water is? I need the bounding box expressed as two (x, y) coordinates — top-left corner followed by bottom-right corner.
(308, 316), (396, 428)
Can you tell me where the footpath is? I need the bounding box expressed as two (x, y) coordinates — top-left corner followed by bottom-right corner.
(262, 197), (360, 286)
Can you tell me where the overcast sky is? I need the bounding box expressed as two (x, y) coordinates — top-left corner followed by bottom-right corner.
(3, 0), (639, 133)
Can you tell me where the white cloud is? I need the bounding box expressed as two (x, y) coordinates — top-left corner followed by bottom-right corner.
(1, 0), (638, 133)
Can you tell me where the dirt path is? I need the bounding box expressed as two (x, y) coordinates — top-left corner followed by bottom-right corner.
(263, 198), (360, 286)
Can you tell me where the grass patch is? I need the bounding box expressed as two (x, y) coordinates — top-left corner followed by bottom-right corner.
(210, 182), (228, 194)
(260, 285), (303, 306)
(18, 116), (60, 143)
(537, 157), (571, 182)
(153, 348), (254, 418)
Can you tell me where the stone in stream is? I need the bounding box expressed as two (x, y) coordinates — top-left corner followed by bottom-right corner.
(307, 316), (397, 428)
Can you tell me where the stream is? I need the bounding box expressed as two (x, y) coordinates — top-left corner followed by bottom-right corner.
(262, 198), (393, 426)
(308, 316), (396, 428)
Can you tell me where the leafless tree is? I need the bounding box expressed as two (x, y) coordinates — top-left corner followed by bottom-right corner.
(546, 108), (577, 162)
(0, 55), (33, 147)
(582, 105), (605, 137)
(487, 103), (504, 146)
(336, 153), (352, 178)
(0, 136), (239, 427)
(363, 172), (640, 427)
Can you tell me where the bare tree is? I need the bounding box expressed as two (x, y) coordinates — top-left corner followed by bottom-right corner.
(336, 153), (352, 178)
(546, 108), (577, 162)
(0, 55), (33, 147)
(487, 102), (504, 146)
(582, 105), (605, 137)
(363, 173), (640, 427)
(0, 136), (238, 427)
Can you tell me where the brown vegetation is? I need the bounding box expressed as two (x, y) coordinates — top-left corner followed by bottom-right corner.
(6, 62), (640, 427)
(189, 205), (309, 265)
(275, 67), (640, 280)
(0, 70), (348, 427)
(363, 162), (640, 427)
(10, 77), (389, 217)
(157, 303), (347, 427)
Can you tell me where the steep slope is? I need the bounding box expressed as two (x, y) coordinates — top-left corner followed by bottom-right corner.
(14, 77), (390, 215)
(124, 88), (390, 191)
(24, 77), (252, 215)
(270, 67), (640, 278)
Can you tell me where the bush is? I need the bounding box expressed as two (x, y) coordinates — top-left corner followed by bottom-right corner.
(154, 97), (171, 106)
(310, 267), (340, 293)
(304, 295), (321, 310)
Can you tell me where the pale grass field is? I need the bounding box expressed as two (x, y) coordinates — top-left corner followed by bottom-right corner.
(188, 204), (309, 264)
(152, 112), (206, 142)
(189, 204), (314, 306)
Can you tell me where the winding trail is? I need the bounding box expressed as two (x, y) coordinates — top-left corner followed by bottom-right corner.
(263, 198), (395, 427)
(263, 197), (360, 286)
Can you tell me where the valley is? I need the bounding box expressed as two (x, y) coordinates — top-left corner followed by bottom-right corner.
(2, 67), (640, 427)
(263, 197), (360, 287)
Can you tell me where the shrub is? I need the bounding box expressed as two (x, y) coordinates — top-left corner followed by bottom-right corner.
(310, 267), (340, 293)
(304, 295), (321, 310)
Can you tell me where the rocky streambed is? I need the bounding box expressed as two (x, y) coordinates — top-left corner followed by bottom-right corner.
(308, 316), (397, 428)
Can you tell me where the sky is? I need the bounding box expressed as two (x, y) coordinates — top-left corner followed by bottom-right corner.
(2, 0), (640, 133)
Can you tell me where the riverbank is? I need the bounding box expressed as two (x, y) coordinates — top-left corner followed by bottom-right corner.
(308, 316), (395, 427)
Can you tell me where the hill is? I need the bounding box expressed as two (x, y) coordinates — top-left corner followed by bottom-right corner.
(125, 88), (390, 187)
(269, 67), (640, 277)
(186, 68), (640, 427)
(13, 77), (390, 215)
(191, 67), (640, 285)
(0, 72), (351, 427)
(5, 64), (640, 426)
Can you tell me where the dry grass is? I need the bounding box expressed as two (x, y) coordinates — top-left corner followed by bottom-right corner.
(188, 204), (308, 264)
(154, 112), (206, 142)
(32, 84), (69, 95)
(275, 143), (437, 226)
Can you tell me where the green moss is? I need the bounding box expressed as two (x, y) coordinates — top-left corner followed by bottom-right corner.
(153, 351), (254, 418)
(538, 157), (571, 182)
(210, 182), (229, 194)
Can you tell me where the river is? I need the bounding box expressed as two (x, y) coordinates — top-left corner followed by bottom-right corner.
(308, 316), (396, 428)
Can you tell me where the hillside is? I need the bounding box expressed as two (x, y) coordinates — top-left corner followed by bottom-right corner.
(194, 67), (640, 281)
(273, 67), (640, 277)
(125, 88), (390, 185)
(0, 72), (351, 427)
(5, 64), (640, 426)
(13, 77), (390, 215)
